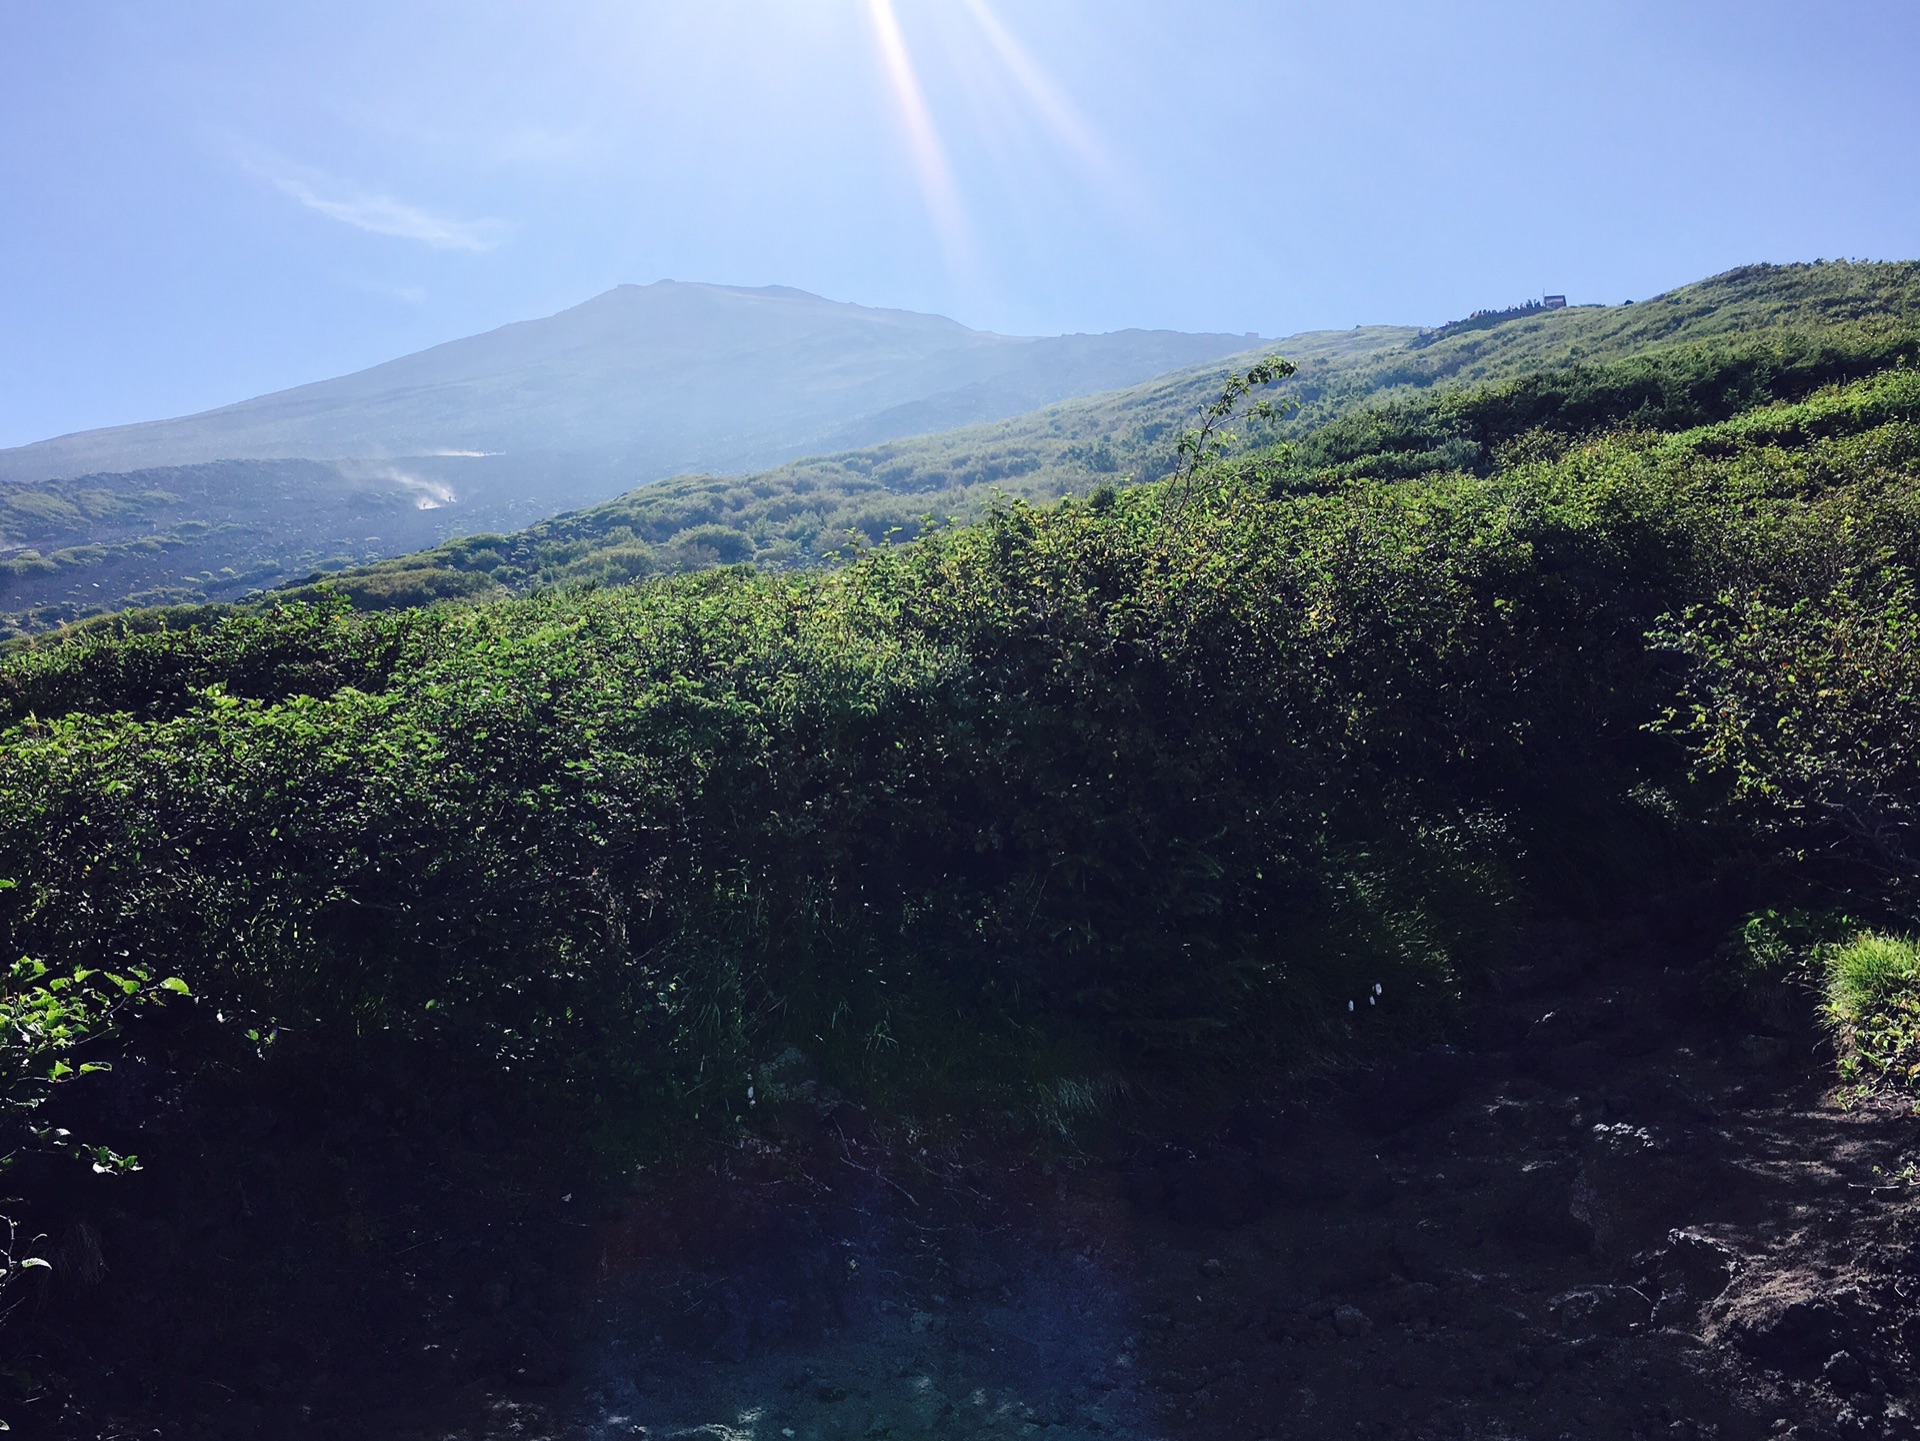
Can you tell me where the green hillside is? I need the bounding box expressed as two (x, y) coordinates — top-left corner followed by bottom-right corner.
(11, 261), (1920, 1431)
(8, 276), (1919, 1107)
(281, 260), (1920, 611)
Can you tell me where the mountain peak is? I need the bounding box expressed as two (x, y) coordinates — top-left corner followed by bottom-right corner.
(0, 285), (1255, 487)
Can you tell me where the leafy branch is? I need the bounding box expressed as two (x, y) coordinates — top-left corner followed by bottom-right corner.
(0, 888), (188, 1316)
(1164, 355), (1298, 518)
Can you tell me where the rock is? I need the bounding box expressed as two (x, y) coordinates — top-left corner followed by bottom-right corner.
(1822, 1349), (1869, 1392)
(1199, 1257), (1227, 1279)
(1501, 1164), (1595, 1253)
(1651, 1287), (1698, 1328)
(1548, 1285), (1651, 1336)
(1332, 1304), (1372, 1338)
(1579, 1137), (1726, 1255)
(1658, 1229), (1737, 1301)
(1724, 1281), (1867, 1376)
(1353, 1047), (1472, 1134)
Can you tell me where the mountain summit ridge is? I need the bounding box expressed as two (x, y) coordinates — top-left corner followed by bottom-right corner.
(0, 281), (1258, 485)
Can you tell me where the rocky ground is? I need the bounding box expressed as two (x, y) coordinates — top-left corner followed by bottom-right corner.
(541, 920), (1920, 1441)
(21, 911), (1920, 1440)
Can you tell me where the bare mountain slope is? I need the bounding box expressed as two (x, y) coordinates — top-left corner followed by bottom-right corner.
(0, 283), (1260, 486)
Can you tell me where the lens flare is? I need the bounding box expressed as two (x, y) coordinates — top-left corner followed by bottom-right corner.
(959, 0), (1107, 175)
(864, 0), (971, 267)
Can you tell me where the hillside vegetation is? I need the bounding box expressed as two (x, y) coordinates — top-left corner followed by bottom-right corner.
(281, 261), (1920, 610)
(14, 261), (1917, 639)
(8, 264), (1920, 1431)
(8, 310), (1920, 1118)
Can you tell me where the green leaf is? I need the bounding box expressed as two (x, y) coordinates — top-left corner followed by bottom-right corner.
(159, 977), (190, 995)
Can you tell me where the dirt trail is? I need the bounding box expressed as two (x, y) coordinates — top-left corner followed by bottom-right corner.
(28, 916), (1920, 1440)
(522, 923), (1920, 1441)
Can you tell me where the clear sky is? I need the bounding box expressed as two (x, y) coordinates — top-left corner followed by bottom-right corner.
(2, 0), (1916, 448)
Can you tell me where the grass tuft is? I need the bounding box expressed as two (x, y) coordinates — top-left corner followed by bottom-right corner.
(1823, 932), (1920, 1089)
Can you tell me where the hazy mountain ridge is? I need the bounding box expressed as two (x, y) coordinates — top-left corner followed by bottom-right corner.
(0, 282), (1266, 633)
(0, 282), (1258, 484)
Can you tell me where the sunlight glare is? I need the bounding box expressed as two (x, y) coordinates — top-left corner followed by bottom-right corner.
(863, 0), (973, 268)
(959, 0), (1108, 176)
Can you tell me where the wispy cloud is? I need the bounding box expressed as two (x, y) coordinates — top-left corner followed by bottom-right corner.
(239, 146), (507, 252)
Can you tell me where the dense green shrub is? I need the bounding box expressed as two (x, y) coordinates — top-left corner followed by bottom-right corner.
(5, 352), (1920, 1136)
(1652, 367), (1920, 897)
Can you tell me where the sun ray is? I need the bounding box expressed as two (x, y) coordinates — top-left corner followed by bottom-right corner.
(864, 0), (972, 268)
(957, 0), (1108, 176)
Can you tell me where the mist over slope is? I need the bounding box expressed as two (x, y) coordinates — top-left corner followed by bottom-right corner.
(0, 282), (1259, 486)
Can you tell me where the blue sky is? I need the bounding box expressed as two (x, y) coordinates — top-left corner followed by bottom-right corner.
(2, 0), (1916, 447)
